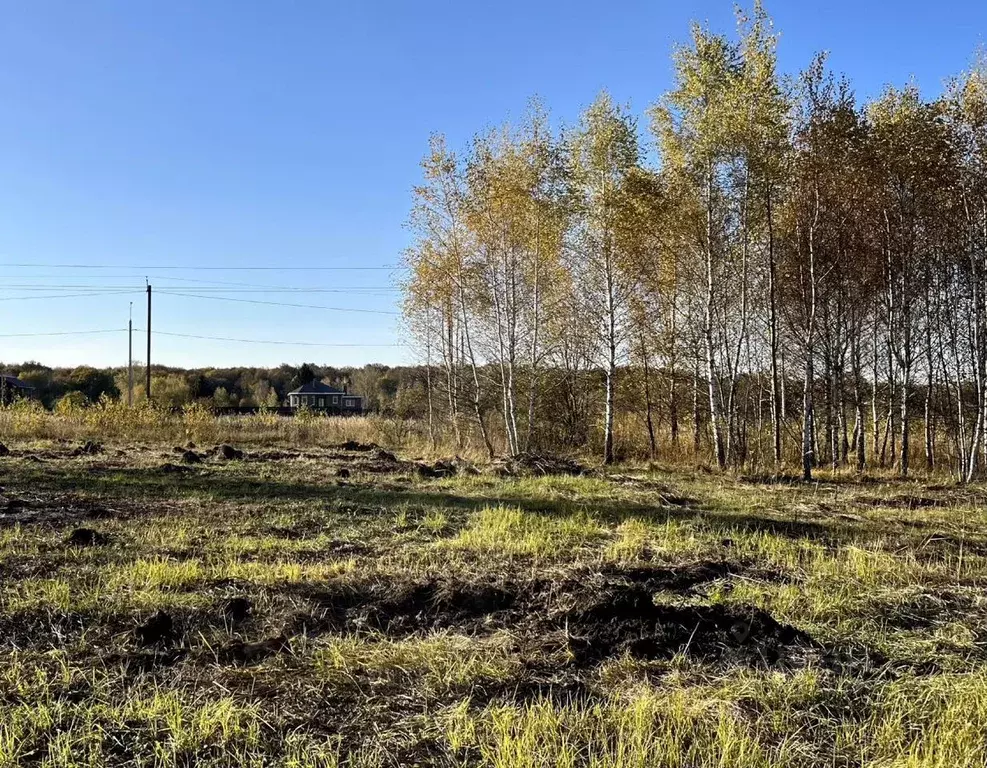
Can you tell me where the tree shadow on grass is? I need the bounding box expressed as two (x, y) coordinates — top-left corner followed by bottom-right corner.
(2, 461), (958, 548)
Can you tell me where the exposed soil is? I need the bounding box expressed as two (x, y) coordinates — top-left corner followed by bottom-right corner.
(160, 462), (194, 474)
(180, 450), (203, 464)
(134, 610), (175, 646)
(559, 587), (811, 667)
(73, 440), (104, 456)
(285, 562), (813, 670)
(222, 597), (253, 624)
(213, 444), (245, 461)
(492, 453), (588, 477)
(0, 494), (125, 527)
(220, 634), (291, 665)
(65, 527), (109, 547)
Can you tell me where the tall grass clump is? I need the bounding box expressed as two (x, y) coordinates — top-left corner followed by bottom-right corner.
(0, 399), (439, 451)
(444, 505), (605, 558)
(443, 688), (788, 768)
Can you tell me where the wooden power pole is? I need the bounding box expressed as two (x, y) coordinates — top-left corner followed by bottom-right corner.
(127, 302), (133, 407)
(145, 284), (152, 401)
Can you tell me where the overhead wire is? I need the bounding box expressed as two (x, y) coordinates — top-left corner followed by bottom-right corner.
(0, 284), (397, 293)
(0, 327), (402, 347)
(0, 264), (404, 355)
(0, 328), (127, 338)
(0, 263), (403, 271)
(0, 290), (140, 302)
(144, 330), (403, 347)
(155, 290), (400, 315)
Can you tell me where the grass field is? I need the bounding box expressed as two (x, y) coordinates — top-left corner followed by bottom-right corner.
(2, 437), (987, 766)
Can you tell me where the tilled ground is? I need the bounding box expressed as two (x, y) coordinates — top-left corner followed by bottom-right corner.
(2, 441), (987, 766)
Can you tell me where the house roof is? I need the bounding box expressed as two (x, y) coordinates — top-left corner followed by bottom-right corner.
(1, 374), (34, 390)
(288, 381), (349, 396)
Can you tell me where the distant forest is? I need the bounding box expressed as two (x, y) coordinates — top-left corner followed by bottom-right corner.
(401, 2), (987, 479)
(0, 361), (420, 415)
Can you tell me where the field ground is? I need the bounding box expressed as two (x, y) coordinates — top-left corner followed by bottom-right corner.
(2, 439), (987, 766)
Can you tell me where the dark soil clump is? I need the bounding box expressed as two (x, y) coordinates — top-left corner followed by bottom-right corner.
(558, 585), (812, 667)
(415, 458), (478, 478)
(216, 444), (244, 461)
(589, 560), (740, 592)
(160, 463), (193, 474)
(338, 440), (377, 452)
(221, 634), (290, 665)
(74, 441), (104, 456)
(357, 580), (517, 634)
(134, 610), (175, 646)
(494, 453), (587, 477)
(415, 460), (456, 479)
(180, 450), (203, 465)
(222, 597), (253, 624)
(371, 446), (398, 463)
(65, 527), (108, 547)
(0, 443), (9, 457)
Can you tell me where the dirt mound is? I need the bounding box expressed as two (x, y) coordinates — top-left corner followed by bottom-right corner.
(73, 441), (103, 456)
(180, 450), (203, 465)
(65, 528), (108, 547)
(134, 610), (175, 646)
(289, 578), (518, 638)
(0, 443), (8, 457)
(160, 463), (193, 474)
(287, 565), (811, 670)
(587, 561), (739, 592)
(220, 634), (290, 665)
(558, 585), (812, 667)
(338, 440), (378, 452)
(415, 458), (480, 479)
(335, 441), (400, 463)
(371, 446), (398, 463)
(494, 453), (588, 477)
(214, 444), (244, 461)
(222, 597), (252, 624)
(355, 581), (517, 634)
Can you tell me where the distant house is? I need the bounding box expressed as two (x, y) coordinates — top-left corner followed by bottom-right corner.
(0, 374), (35, 405)
(287, 381), (363, 414)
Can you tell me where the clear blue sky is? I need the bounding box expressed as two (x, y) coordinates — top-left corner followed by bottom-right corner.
(0, 0), (983, 370)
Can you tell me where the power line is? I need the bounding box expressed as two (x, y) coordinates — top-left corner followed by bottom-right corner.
(0, 290), (139, 302)
(0, 328), (126, 338)
(0, 326), (403, 347)
(0, 284), (398, 293)
(156, 290), (400, 315)
(0, 263), (404, 271)
(152, 275), (398, 291)
(146, 330), (403, 347)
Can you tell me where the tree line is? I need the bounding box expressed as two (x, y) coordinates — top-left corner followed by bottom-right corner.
(0, 361), (414, 414)
(402, 4), (987, 480)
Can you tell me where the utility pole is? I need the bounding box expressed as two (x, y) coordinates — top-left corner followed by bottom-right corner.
(145, 283), (152, 401)
(127, 302), (134, 407)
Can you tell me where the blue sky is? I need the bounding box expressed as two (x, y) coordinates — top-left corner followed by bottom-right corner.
(0, 0), (983, 370)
